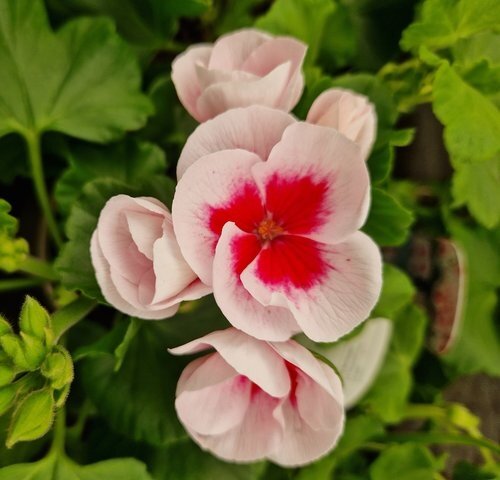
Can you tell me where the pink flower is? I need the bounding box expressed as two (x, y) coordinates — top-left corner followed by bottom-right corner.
(307, 88), (377, 160)
(90, 195), (210, 319)
(170, 328), (344, 466)
(172, 107), (382, 342)
(172, 29), (306, 122)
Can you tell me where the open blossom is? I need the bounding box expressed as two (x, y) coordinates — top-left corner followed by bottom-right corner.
(90, 195), (210, 319)
(307, 88), (377, 159)
(170, 328), (344, 466)
(172, 107), (382, 342)
(172, 29), (306, 122)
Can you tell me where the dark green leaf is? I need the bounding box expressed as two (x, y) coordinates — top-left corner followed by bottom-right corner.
(55, 139), (167, 215)
(363, 188), (414, 246)
(0, 0), (152, 141)
(80, 298), (229, 446)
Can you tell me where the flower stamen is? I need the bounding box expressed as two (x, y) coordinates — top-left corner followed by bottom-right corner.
(256, 218), (284, 241)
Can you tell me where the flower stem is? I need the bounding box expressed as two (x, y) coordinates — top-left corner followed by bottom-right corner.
(49, 409), (66, 456)
(24, 131), (63, 248)
(0, 277), (45, 292)
(52, 296), (97, 342)
(19, 256), (59, 281)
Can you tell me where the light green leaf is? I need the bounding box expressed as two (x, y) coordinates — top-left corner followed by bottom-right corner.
(0, 453), (153, 480)
(433, 63), (500, 163)
(370, 444), (441, 480)
(55, 139), (167, 215)
(401, 0), (500, 52)
(373, 264), (416, 318)
(7, 389), (54, 448)
(255, 0), (335, 63)
(19, 297), (51, 344)
(0, 0), (152, 141)
(363, 188), (414, 246)
(452, 156), (500, 228)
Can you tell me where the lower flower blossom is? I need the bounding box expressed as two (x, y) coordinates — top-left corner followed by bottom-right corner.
(169, 328), (344, 466)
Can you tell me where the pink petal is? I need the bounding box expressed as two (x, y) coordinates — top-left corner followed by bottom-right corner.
(195, 62), (292, 122)
(241, 37), (307, 110)
(169, 328), (291, 398)
(90, 232), (178, 319)
(172, 45), (213, 121)
(151, 218), (198, 302)
(252, 122), (370, 244)
(192, 387), (283, 463)
(176, 354), (251, 435)
(212, 223), (301, 342)
(172, 149), (264, 285)
(270, 397), (344, 467)
(307, 88), (377, 160)
(195, 65), (257, 89)
(241, 232), (383, 342)
(177, 105), (295, 179)
(208, 29), (271, 70)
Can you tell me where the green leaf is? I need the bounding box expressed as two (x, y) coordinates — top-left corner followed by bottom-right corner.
(48, 0), (211, 50)
(0, 453), (153, 480)
(433, 63), (500, 164)
(363, 188), (414, 246)
(56, 175), (175, 300)
(0, 0), (152, 141)
(80, 297), (229, 446)
(452, 156), (500, 229)
(401, 0), (500, 52)
(370, 444), (441, 480)
(153, 438), (266, 480)
(19, 297), (51, 344)
(55, 139), (167, 216)
(362, 305), (427, 422)
(6, 389), (54, 448)
(373, 264), (416, 318)
(255, 0), (335, 64)
(0, 385), (16, 416)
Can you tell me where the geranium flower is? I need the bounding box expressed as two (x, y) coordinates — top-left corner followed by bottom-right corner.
(172, 29), (306, 122)
(90, 195), (211, 319)
(172, 109), (382, 341)
(170, 328), (344, 466)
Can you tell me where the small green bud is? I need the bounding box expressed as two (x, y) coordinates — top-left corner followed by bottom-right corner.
(0, 384), (16, 416)
(20, 333), (47, 370)
(41, 346), (74, 390)
(0, 334), (30, 370)
(0, 315), (13, 336)
(53, 382), (71, 409)
(19, 296), (51, 342)
(7, 388), (55, 448)
(0, 363), (15, 387)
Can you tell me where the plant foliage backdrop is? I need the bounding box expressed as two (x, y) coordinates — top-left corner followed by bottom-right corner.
(0, 0), (499, 478)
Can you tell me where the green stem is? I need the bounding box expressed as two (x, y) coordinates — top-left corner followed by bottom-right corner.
(19, 256), (59, 281)
(24, 131), (63, 248)
(403, 404), (447, 421)
(52, 297), (97, 342)
(0, 277), (45, 292)
(49, 409), (66, 456)
(381, 432), (500, 455)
